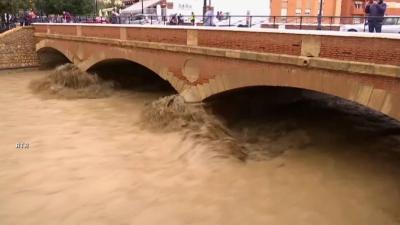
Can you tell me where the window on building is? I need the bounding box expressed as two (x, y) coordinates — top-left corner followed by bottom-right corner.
(396, 3), (400, 8)
(295, 9), (301, 16)
(305, 9), (311, 15)
(281, 8), (287, 22)
(354, 1), (363, 9)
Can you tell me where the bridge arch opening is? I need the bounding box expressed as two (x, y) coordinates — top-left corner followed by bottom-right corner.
(37, 47), (72, 69)
(202, 85), (400, 157)
(86, 59), (177, 94)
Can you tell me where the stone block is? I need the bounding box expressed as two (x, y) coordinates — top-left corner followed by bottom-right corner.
(209, 79), (219, 94)
(373, 64), (397, 77)
(207, 49), (226, 57)
(202, 83), (213, 97)
(215, 75), (226, 93)
(187, 30), (198, 46)
(278, 55), (298, 65)
(148, 42), (159, 49)
(225, 50), (241, 59)
(368, 89), (388, 111)
(240, 52), (257, 61)
(355, 84), (374, 106)
(166, 45), (177, 51)
(196, 85), (207, 99)
(380, 93), (400, 121)
(301, 35), (321, 57)
(329, 76), (353, 100)
(175, 79), (186, 93)
(221, 73), (233, 90)
(348, 62), (374, 74)
(176, 45), (190, 53)
(256, 53), (280, 63)
(309, 58), (350, 71)
(264, 66), (280, 86)
(189, 47), (208, 55)
(119, 27), (126, 40)
(299, 69), (323, 92)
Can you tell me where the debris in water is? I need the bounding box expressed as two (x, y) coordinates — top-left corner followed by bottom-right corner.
(29, 63), (115, 99)
(140, 95), (248, 161)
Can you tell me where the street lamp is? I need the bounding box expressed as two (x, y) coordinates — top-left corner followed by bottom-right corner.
(316, 0), (323, 30)
(142, 0), (144, 14)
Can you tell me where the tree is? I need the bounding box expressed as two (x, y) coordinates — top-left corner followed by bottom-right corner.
(39, 0), (93, 15)
(0, 0), (33, 15)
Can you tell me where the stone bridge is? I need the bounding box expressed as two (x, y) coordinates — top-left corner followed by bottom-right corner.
(28, 24), (400, 120)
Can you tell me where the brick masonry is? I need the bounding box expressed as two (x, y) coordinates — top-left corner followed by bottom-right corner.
(32, 25), (400, 121)
(0, 27), (39, 70)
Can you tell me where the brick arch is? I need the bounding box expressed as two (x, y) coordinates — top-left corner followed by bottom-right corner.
(198, 66), (400, 121)
(78, 47), (180, 91)
(36, 39), (75, 63)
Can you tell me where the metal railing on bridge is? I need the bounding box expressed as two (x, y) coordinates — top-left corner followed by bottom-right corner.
(10, 15), (400, 32)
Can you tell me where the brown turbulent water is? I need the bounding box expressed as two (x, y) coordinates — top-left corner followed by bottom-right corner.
(0, 70), (400, 225)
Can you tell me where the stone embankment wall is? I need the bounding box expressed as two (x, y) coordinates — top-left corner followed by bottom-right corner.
(0, 27), (39, 70)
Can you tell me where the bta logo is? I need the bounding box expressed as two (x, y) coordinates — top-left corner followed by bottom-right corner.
(16, 143), (29, 148)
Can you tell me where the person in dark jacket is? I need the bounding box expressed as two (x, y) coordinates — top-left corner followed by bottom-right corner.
(365, 0), (387, 33)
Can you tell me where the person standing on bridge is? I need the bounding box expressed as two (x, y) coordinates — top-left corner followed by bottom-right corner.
(190, 12), (195, 26)
(365, 0), (387, 33)
(203, 5), (215, 26)
(62, 11), (73, 23)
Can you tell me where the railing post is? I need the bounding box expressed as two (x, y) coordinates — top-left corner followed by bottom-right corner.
(299, 16), (302, 30)
(273, 16), (276, 28)
(316, 0), (323, 30)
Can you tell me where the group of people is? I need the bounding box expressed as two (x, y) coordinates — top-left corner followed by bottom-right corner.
(168, 6), (222, 26)
(169, 13), (185, 25)
(19, 11), (36, 26)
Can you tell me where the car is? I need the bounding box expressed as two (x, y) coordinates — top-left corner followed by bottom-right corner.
(213, 12), (269, 28)
(124, 14), (162, 25)
(340, 16), (400, 33)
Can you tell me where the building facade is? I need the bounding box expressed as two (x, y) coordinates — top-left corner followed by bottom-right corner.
(270, 0), (342, 22)
(270, 0), (400, 24)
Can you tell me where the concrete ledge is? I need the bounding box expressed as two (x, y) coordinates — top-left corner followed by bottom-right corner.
(34, 33), (400, 78)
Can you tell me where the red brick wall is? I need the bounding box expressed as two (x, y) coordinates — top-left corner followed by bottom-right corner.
(197, 30), (302, 55)
(319, 36), (400, 65)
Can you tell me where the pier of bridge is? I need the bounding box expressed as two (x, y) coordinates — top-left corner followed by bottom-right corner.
(1, 24), (400, 120)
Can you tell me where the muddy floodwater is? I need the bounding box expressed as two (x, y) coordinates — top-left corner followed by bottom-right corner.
(1, 70), (400, 225)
